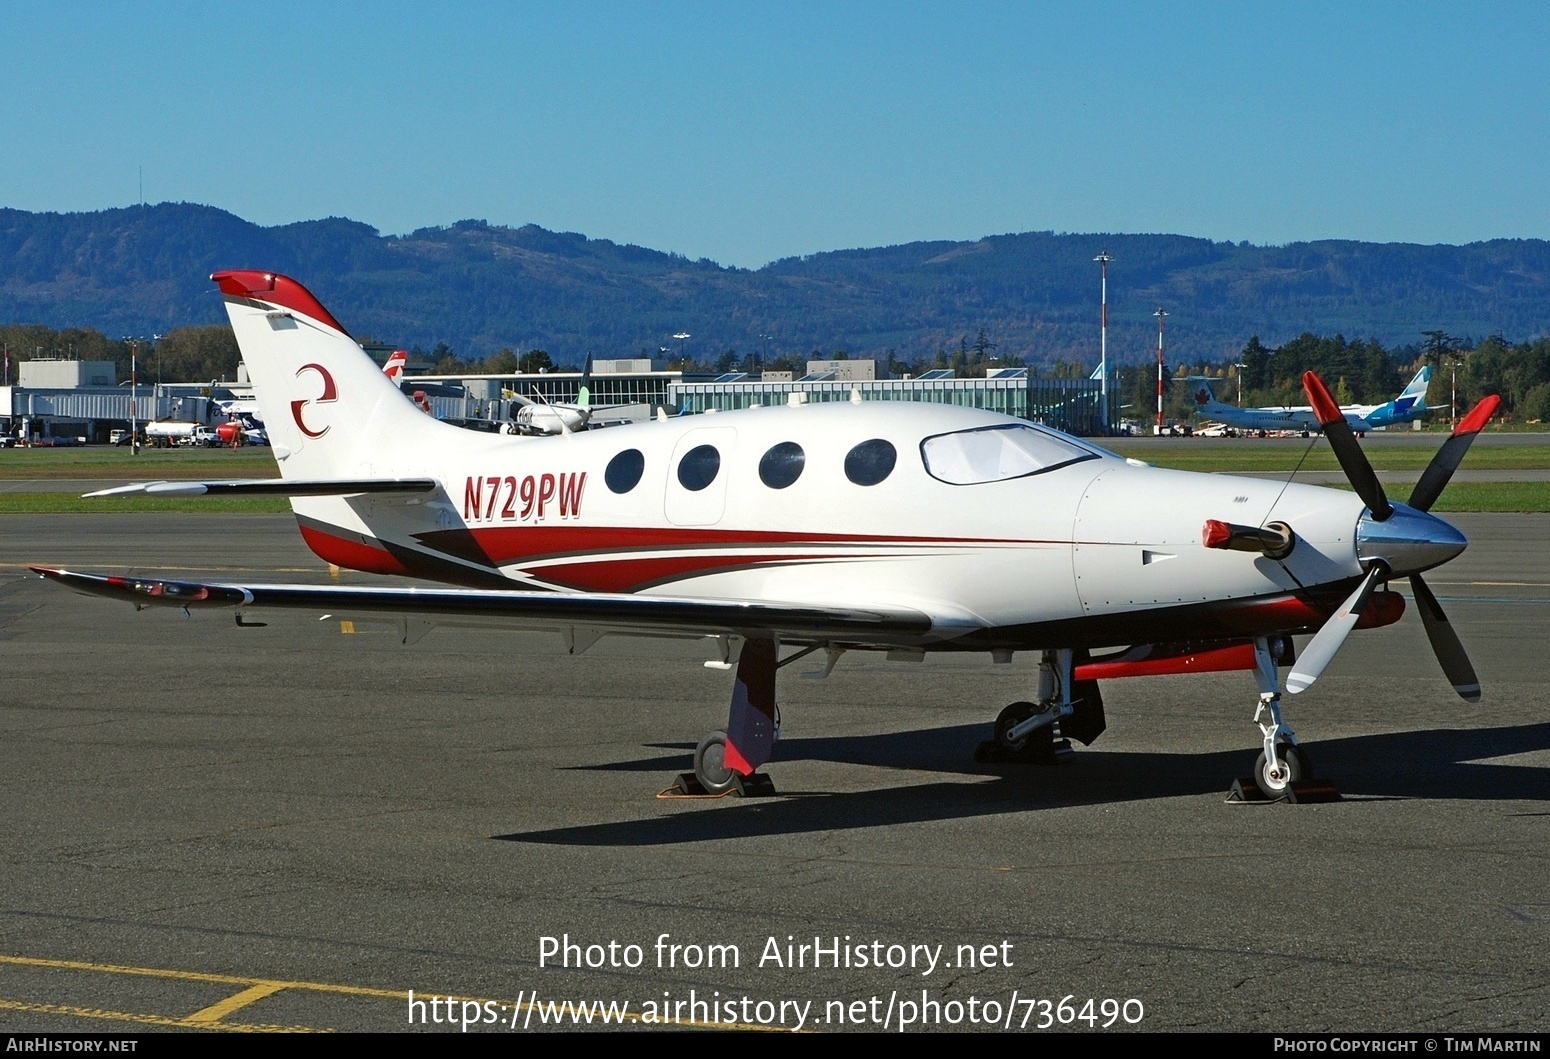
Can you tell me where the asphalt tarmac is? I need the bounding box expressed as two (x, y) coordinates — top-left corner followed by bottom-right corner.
(0, 513), (1546, 1034)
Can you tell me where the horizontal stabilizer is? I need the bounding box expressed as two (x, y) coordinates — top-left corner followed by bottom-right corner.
(83, 479), (439, 499)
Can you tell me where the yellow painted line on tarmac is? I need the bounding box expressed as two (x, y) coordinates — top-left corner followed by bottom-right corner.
(186, 981), (290, 1024)
(0, 997), (318, 1033)
(0, 952), (789, 1033)
(0, 952), (405, 998)
(0, 952), (412, 1032)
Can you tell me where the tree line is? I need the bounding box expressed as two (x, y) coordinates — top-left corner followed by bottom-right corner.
(5, 321), (1550, 425)
(1142, 330), (1550, 424)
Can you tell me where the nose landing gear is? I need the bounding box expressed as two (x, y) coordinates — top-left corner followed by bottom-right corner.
(1230, 637), (1338, 803)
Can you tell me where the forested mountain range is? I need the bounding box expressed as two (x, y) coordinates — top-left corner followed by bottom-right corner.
(3, 202), (1549, 371)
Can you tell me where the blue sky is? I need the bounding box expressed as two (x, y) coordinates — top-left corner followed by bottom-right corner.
(5, 1), (1548, 268)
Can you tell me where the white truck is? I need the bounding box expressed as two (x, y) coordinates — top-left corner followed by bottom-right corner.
(144, 421), (217, 447)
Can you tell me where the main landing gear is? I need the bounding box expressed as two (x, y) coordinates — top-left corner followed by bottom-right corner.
(976, 649), (1107, 765)
(671, 636), (781, 798)
(1230, 636), (1338, 803)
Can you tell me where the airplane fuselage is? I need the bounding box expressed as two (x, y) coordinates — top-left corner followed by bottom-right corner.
(289, 401), (1371, 652)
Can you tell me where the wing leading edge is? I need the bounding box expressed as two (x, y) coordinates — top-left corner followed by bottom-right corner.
(31, 567), (937, 645)
(83, 479), (438, 498)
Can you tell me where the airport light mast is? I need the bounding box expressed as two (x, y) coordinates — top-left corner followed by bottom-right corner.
(1095, 251), (1111, 433)
(125, 337), (139, 455)
(1154, 307), (1167, 436)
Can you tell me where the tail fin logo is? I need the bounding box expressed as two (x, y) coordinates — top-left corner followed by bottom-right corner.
(290, 363), (338, 439)
(1195, 387), (1211, 406)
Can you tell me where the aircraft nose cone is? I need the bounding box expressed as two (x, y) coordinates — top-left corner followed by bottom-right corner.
(1356, 503), (1467, 575)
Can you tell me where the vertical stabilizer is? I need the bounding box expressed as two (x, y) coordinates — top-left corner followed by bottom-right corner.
(211, 271), (448, 478)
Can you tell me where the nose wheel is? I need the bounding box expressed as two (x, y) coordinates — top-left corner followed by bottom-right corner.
(1255, 743), (1312, 794)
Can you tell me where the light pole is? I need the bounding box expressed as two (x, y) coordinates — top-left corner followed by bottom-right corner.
(1235, 362), (1245, 406)
(759, 333), (772, 371)
(674, 332), (691, 365)
(1095, 252), (1111, 433)
(1153, 307), (1167, 436)
(125, 337), (140, 455)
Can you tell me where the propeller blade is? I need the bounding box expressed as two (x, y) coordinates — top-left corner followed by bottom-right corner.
(1287, 567), (1382, 694)
(1410, 573), (1482, 702)
(1302, 371), (1392, 521)
(1408, 394), (1502, 513)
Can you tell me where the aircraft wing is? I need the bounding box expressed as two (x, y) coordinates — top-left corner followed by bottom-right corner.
(31, 567), (937, 646)
(83, 478), (438, 498)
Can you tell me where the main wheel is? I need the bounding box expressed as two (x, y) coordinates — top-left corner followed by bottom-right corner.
(995, 701), (1039, 751)
(693, 730), (740, 795)
(1255, 743), (1311, 794)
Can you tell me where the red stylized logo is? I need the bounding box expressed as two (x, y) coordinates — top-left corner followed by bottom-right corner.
(291, 363), (337, 439)
(1194, 387), (1210, 406)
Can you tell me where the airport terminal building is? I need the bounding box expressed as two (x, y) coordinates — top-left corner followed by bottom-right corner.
(670, 366), (1108, 436)
(426, 359), (1111, 436)
(1, 356), (1113, 443)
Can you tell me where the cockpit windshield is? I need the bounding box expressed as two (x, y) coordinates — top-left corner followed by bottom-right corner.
(920, 423), (1100, 485)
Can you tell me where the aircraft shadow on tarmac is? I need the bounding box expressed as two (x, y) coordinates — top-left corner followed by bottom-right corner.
(499, 722), (1550, 846)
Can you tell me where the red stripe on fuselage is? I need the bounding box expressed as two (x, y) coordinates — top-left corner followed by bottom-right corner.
(299, 523), (412, 576)
(533, 552), (841, 593)
(1076, 642), (1257, 680)
(413, 524), (1037, 568)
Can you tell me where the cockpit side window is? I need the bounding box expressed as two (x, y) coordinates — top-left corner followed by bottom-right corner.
(920, 424), (1098, 485)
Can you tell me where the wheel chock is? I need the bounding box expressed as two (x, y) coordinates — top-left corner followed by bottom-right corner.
(973, 739), (1067, 765)
(1227, 777), (1342, 803)
(660, 771), (778, 799)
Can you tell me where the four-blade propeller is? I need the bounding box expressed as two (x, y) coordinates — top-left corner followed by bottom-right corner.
(1286, 372), (1498, 701)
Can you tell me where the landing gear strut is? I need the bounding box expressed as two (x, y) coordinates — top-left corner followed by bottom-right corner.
(672, 637), (780, 798)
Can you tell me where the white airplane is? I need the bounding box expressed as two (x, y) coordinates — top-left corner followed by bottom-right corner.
(506, 355), (595, 435)
(35, 271), (1498, 799)
(1188, 367), (1432, 435)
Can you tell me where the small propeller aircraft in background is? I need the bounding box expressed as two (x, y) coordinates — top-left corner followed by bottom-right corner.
(34, 271), (1499, 799)
(505, 354), (596, 435)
